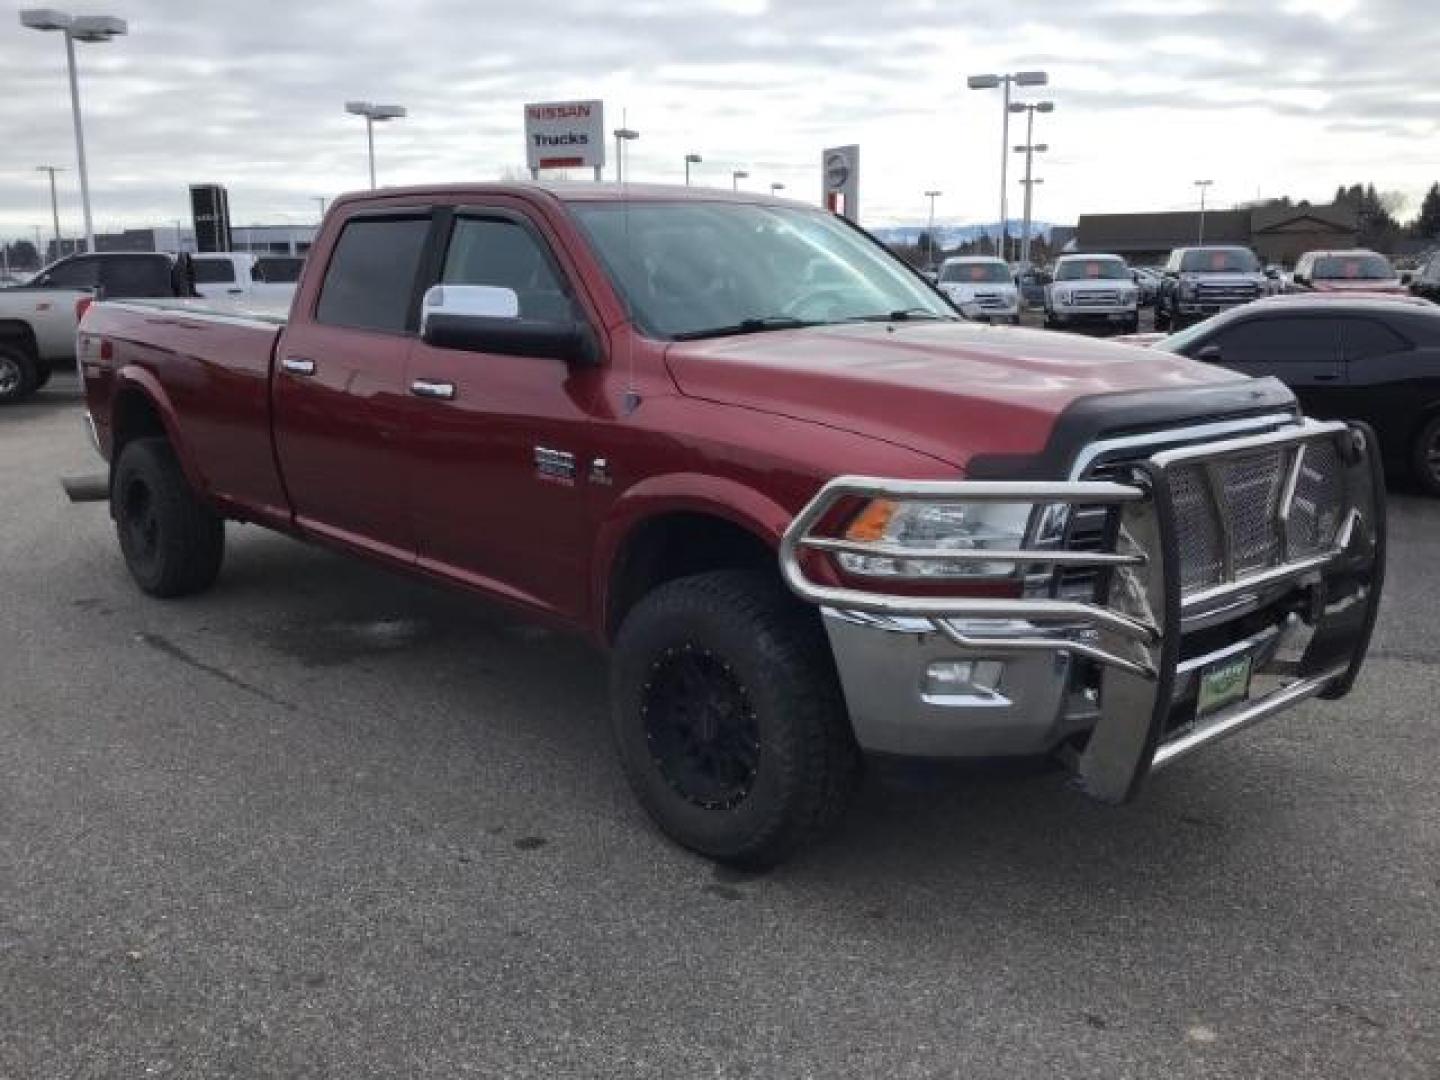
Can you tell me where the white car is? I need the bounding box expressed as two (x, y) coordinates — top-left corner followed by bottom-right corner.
(191, 252), (302, 303)
(935, 256), (1020, 323)
(1044, 254), (1141, 333)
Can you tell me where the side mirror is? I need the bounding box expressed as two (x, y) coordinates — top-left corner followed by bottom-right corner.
(420, 284), (599, 365)
(1401, 271), (1414, 286)
(1195, 343), (1223, 363)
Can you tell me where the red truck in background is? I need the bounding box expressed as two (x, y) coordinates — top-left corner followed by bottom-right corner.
(78, 184), (1386, 867)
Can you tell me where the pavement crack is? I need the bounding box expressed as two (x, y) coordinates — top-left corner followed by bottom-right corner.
(136, 632), (295, 711)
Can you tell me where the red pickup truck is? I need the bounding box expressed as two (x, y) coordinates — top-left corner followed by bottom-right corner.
(78, 184), (1386, 867)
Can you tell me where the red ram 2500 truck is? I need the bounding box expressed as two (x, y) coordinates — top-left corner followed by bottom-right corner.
(78, 184), (1386, 867)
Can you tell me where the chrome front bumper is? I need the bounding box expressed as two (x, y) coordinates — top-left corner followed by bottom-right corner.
(780, 419), (1385, 803)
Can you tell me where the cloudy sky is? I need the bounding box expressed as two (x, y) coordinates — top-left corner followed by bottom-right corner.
(2, 0), (1438, 242)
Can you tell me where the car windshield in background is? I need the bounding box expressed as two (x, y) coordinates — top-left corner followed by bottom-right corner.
(571, 202), (955, 340)
(1181, 249), (1260, 273)
(1315, 254), (1395, 280)
(940, 261), (1010, 284)
(1056, 259), (1129, 281)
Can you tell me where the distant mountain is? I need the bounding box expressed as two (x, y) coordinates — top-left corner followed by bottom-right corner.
(870, 221), (1064, 247)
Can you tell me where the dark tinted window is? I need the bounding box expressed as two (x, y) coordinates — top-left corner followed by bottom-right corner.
(193, 258), (236, 284)
(1203, 316), (1341, 365)
(100, 256), (175, 298)
(253, 256), (303, 284)
(441, 218), (573, 321)
(1341, 317), (1408, 361)
(39, 257), (98, 289)
(939, 261), (1010, 283)
(316, 217), (430, 332)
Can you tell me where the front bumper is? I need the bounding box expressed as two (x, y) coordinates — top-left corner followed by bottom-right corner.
(780, 419), (1385, 802)
(1049, 306), (1138, 324)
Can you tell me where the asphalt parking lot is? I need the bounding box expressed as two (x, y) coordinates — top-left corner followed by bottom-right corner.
(4, 372), (1438, 1078)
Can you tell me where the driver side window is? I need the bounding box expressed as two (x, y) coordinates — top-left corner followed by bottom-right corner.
(441, 218), (574, 323)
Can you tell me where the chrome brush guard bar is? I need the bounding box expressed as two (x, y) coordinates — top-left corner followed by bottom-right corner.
(780, 419), (1385, 803)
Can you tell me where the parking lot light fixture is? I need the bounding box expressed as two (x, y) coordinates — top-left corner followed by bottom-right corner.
(1195, 179), (1215, 243)
(770, 182), (785, 195)
(36, 165), (65, 257)
(924, 190), (943, 271)
(684, 153), (702, 186)
(21, 8), (128, 254)
(1009, 100), (1054, 268)
(613, 127), (639, 184)
(969, 70), (1048, 263)
(732, 169), (748, 191)
(345, 101), (407, 189)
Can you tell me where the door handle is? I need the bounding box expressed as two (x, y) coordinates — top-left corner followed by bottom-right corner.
(410, 378), (456, 401)
(281, 356), (316, 376)
(1313, 373), (1339, 382)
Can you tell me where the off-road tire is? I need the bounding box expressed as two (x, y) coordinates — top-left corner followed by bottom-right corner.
(611, 569), (861, 868)
(0, 344), (36, 404)
(1411, 413), (1440, 497)
(112, 437), (225, 597)
(1153, 299), (1172, 332)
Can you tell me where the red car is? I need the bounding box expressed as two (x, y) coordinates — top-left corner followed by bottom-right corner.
(76, 184), (1385, 866)
(1291, 249), (1407, 295)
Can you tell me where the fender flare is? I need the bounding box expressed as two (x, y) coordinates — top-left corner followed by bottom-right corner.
(111, 365), (210, 497)
(590, 472), (797, 638)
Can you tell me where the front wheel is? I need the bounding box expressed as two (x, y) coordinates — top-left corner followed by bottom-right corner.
(1412, 413), (1440, 496)
(112, 437), (226, 597)
(611, 570), (860, 868)
(0, 344), (36, 404)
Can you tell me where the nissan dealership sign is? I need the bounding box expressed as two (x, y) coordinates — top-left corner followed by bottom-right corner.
(821, 144), (860, 222)
(524, 99), (605, 173)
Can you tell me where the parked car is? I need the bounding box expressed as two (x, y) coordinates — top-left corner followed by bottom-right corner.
(1408, 249), (1440, 304)
(1043, 254), (1140, 333)
(1014, 265), (1052, 308)
(935, 255), (1020, 323)
(1131, 266), (1162, 307)
(1153, 246), (1269, 331)
(0, 251), (195, 404)
(191, 252), (302, 302)
(76, 183), (1383, 867)
(1291, 249), (1406, 296)
(1147, 294), (1440, 494)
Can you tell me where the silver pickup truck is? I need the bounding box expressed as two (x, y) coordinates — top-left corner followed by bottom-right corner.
(0, 251), (194, 403)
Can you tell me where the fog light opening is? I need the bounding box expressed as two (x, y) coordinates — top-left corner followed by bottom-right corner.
(923, 658), (1007, 702)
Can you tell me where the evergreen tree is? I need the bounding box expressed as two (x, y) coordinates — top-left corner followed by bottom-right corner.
(1412, 183), (1440, 240)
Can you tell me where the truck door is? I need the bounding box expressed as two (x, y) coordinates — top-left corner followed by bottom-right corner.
(272, 211), (433, 563)
(402, 207), (602, 621)
(1195, 313), (1344, 418)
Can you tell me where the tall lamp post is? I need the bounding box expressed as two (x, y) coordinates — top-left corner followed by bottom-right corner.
(1010, 100), (1053, 268)
(732, 169), (748, 191)
(1194, 179), (1214, 243)
(20, 9), (128, 254)
(613, 126), (639, 183)
(345, 101), (407, 189)
(967, 70), (1048, 263)
(684, 153), (702, 186)
(924, 189), (943, 270)
(770, 182), (786, 196)
(35, 165), (65, 259)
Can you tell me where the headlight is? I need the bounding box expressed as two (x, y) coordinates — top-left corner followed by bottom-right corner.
(1053, 289), (1072, 305)
(1120, 288), (1137, 302)
(1179, 278), (1198, 298)
(837, 499), (1033, 578)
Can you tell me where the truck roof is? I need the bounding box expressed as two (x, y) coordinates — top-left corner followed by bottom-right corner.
(328, 181), (804, 211)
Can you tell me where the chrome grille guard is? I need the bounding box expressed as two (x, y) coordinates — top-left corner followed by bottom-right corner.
(780, 419), (1386, 803)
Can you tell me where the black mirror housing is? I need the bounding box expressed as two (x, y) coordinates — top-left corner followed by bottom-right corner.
(1195, 343), (1223, 363)
(423, 313), (601, 366)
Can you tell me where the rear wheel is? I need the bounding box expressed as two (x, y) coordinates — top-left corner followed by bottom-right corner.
(611, 570), (860, 868)
(0, 344), (35, 404)
(1412, 413), (1440, 497)
(112, 437), (225, 597)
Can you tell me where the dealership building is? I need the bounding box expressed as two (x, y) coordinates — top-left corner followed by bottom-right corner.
(1074, 202), (1359, 267)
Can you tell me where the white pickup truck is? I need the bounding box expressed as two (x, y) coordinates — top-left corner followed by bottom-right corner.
(1044, 253), (1141, 333)
(191, 253), (303, 302)
(935, 256), (1021, 323)
(0, 251), (193, 403)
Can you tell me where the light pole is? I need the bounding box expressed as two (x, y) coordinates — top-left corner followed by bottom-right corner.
(345, 101), (406, 189)
(35, 165), (65, 258)
(967, 70), (1048, 263)
(314, 196), (327, 222)
(1010, 101), (1053, 268)
(21, 10), (127, 254)
(684, 153), (702, 186)
(1194, 179), (1214, 243)
(612, 127), (639, 183)
(770, 182), (786, 196)
(923, 190), (943, 270)
(732, 170), (749, 191)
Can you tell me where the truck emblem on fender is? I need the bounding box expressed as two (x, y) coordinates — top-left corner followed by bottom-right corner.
(534, 446), (576, 484)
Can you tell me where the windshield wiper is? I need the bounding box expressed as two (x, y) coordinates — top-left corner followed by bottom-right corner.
(671, 315), (820, 341)
(844, 307), (952, 323)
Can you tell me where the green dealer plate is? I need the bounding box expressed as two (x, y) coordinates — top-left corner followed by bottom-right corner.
(1197, 654), (1254, 718)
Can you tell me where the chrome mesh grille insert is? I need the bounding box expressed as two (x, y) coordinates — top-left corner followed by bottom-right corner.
(1168, 466), (1225, 591)
(1287, 440), (1345, 557)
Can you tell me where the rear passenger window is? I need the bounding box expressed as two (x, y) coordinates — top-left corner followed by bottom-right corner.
(316, 217), (431, 333)
(193, 259), (236, 284)
(101, 257), (175, 298)
(40, 257), (99, 289)
(441, 218), (574, 322)
(1341, 318), (1407, 362)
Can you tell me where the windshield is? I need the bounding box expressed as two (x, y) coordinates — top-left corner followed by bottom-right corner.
(1314, 254), (1395, 281)
(1180, 248), (1260, 273)
(1151, 312), (1224, 353)
(939, 261), (1010, 284)
(1055, 258), (1129, 281)
(570, 201), (954, 339)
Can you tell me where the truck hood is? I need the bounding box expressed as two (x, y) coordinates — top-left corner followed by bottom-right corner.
(665, 321), (1264, 469)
